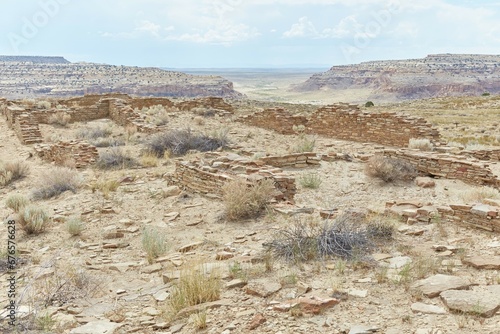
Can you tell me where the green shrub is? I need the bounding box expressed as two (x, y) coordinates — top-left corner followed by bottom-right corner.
(5, 194), (30, 212)
(66, 217), (85, 236)
(365, 101), (375, 107)
(0, 161), (29, 186)
(20, 205), (50, 235)
(142, 227), (167, 264)
(293, 134), (315, 153)
(298, 173), (322, 189)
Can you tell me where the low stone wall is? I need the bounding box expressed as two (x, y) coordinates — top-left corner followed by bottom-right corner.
(238, 108), (308, 135)
(386, 200), (500, 233)
(238, 104), (440, 147)
(308, 105), (440, 147)
(107, 98), (163, 134)
(383, 149), (500, 188)
(255, 153), (321, 168)
(462, 149), (500, 162)
(176, 97), (234, 113)
(35, 140), (98, 168)
(14, 113), (43, 144)
(166, 153), (296, 202)
(129, 97), (174, 110)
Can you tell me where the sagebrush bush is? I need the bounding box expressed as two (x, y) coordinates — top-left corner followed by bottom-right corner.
(96, 148), (137, 170)
(32, 167), (82, 200)
(365, 155), (417, 183)
(293, 134), (315, 153)
(20, 205), (50, 235)
(298, 173), (322, 189)
(408, 138), (433, 151)
(0, 161), (29, 186)
(144, 129), (228, 157)
(36, 100), (51, 109)
(77, 126), (112, 140)
(48, 112), (71, 127)
(459, 186), (500, 204)
(142, 227), (167, 264)
(66, 217), (85, 236)
(5, 194), (30, 212)
(222, 179), (275, 221)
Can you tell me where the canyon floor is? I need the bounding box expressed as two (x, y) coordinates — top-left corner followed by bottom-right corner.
(0, 92), (500, 334)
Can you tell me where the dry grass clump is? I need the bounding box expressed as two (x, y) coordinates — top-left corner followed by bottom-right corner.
(365, 155), (417, 183)
(96, 147), (137, 170)
(298, 173), (322, 189)
(77, 125), (124, 147)
(32, 167), (82, 200)
(89, 178), (120, 198)
(19, 205), (50, 235)
(140, 151), (160, 167)
(145, 128), (229, 157)
(222, 178), (275, 221)
(48, 112), (71, 127)
(66, 217), (85, 236)
(408, 138), (434, 151)
(142, 227), (167, 264)
(265, 213), (377, 263)
(5, 194), (30, 212)
(167, 266), (222, 317)
(0, 161), (29, 186)
(459, 186), (500, 204)
(293, 134), (315, 153)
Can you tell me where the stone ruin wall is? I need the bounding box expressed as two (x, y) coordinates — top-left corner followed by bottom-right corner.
(176, 97), (234, 113)
(238, 104), (440, 146)
(256, 152), (321, 168)
(383, 149), (500, 188)
(462, 149), (500, 162)
(34, 140), (98, 168)
(167, 154), (298, 202)
(386, 200), (500, 233)
(238, 108), (308, 135)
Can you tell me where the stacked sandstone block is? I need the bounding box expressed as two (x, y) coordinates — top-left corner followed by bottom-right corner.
(308, 105), (439, 147)
(384, 149), (500, 188)
(463, 149), (500, 162)
(254, 152), (321, 168)
(167, 153), (297, 202)
(237, 108), (308, 135)
(129, 97), (174, 110)
(14, 113), (43, 144)
(35, 140), (98, 168)
(176, 97), (233, 113)
(438, 203), (500, 233)
(386, 200), (500, 233)
(107, 98), (163, 134)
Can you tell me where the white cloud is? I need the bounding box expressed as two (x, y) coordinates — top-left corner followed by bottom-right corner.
(170, 21), (259, 45)
(321, 16), (363, 38)
(283, 16), (318, 38)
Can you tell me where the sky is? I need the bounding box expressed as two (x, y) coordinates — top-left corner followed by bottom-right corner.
(1, 0), (499, 68)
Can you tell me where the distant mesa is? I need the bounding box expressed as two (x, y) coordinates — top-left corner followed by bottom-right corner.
(293, 54), (500, 101)
(0, 56), (243, 99)
(0, 55), (70, 64)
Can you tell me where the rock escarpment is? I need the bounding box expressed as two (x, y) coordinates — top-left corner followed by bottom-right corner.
(294, 54), (500, 100)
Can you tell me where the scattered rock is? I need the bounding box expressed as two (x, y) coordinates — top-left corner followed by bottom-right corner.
(178, 241), (203, 253)
(348, 289), (368, 298)
(163, 185), (181, 197)
(246, 279), (281, 298)
(411, 274), (472, 297)
(141, 263), (162, 274)
(226, 279), (247, 289)
(216, 251), (234, 260)
(247, 313), (266, 330)
(463, 256), (500, 269)
(388, 256), (412, 269)
(349, 325), (380, 334)
(411, 302), (447, 314)
(69, 320), (122, 334)
(415, 177), (436, 188)
(440, 285), (500, 317)
(273, 296), (339, 314)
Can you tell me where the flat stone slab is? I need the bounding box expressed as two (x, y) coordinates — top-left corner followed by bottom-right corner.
(246, 279), (282, 298)
(411, 302), (447, 314)
(463, 256), (500, 270)
(410, 274), (472, 298)
(440, 285), (500, 317)
(70, 320), (122, 334)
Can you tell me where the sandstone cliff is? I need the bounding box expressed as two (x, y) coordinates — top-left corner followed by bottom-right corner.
(0, 60), (243, 99)
(293, 54), (500, 100)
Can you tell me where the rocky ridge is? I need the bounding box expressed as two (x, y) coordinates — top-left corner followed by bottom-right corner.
(0, 59), (244, 99)
(294, 54), (500, 101)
